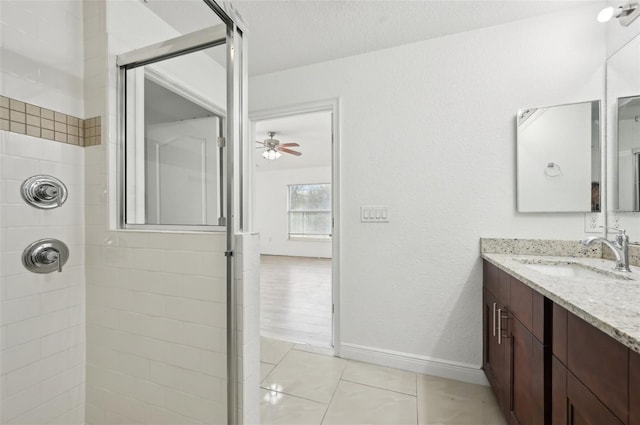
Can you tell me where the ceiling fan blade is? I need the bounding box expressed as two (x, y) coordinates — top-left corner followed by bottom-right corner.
(279, 147), (302, 156)
(280, 143), (300, 147)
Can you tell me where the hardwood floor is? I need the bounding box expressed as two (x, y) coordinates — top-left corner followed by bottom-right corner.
(260, 255), (332, 347)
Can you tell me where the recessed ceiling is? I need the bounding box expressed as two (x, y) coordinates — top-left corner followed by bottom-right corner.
(254, 111), (332, 171)
(230, 0), (601, 76)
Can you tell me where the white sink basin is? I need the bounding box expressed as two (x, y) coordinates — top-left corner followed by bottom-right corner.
(518, 261), (631, 281)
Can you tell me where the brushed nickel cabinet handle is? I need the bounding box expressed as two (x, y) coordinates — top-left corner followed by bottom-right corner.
(493, 302), (497, 337)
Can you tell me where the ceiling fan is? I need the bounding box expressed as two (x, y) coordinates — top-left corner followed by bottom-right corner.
(256, 131), (302, 160)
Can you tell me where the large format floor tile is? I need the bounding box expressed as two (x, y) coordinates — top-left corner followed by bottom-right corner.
(342, 360), (417, 395)
(261, 336), (294, 365)
(261, 362), (276, 382)
(261, 389), (328, 425)
(261, 349), (347, 404)
(322, 380), (418, 425)
(417, 374), (506, 425)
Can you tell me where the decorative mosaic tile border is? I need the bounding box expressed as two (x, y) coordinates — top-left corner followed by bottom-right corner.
(0, 95), (101, 147)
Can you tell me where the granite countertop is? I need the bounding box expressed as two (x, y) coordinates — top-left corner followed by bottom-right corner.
(482, 253), (640, 354)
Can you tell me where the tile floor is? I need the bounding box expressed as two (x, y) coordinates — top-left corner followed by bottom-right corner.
(260, 337), (507, 425)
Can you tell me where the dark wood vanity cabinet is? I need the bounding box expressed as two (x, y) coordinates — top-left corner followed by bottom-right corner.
(482, 288), (501, 393)
(631, 350), (640, 425)
(483, 260), (637, 425)
(483, 261), (547, 425)
(552, 303), (629, 425)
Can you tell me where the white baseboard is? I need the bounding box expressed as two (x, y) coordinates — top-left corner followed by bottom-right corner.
(339, 342), (489, 386)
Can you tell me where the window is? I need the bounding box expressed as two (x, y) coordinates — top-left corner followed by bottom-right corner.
(288, 184), (331, 239)
(119, 39), (228, 230)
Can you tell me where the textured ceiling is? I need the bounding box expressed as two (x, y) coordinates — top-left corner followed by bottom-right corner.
(230, 0), (601, 76)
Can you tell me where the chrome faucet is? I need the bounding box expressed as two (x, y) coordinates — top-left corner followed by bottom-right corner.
(582, 227), (631, 272)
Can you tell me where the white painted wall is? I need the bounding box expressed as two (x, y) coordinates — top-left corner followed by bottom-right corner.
(0, 1), (86, 423)
(250, 4), (605, 373)
(256, 166), (332, 258)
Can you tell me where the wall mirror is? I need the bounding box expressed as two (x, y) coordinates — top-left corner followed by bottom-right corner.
(608, 29), (640, 213)
(617, 96), (640, 211)
(516, 100), (601, 213)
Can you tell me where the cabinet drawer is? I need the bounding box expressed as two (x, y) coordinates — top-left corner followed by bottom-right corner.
(567, 313), (628, 423)
(510, 277), (533, 333)
(631, 350), (640, 425)
(484, 260), (500, 299)
(483, 261), (511, 306)
(532, 291), (547, 344)
(499, 269), (510, 306)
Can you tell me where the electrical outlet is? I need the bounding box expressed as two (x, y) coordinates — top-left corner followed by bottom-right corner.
(611, 214), (621, 230)
(584, 213), (602, 233)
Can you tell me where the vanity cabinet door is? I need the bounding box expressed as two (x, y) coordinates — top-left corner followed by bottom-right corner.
(630, 349), (640, 425)
(567, 372), (624, 425)
(483, 288), (502, 398)
(552, 356), (568, 425)
(506, 314), (545, 425)
(553, 357), (623, 425)
(567, 313), (628, 422)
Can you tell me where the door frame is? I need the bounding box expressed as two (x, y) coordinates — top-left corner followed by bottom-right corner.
(249, 97), (342, 355)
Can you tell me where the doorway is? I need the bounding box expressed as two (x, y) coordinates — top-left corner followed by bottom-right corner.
(250, 101), (340, 351)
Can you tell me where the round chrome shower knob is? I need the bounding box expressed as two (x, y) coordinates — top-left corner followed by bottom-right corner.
(22, 238), (69, 273)
(21, 175), (68, 209)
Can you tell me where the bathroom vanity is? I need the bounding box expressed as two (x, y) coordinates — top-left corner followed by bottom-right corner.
(482, 250), (640, 425)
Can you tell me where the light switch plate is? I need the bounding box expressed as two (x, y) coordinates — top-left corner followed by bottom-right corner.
(361, 206), (389, 222)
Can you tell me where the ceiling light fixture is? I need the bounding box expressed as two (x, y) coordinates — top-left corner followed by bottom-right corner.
(598, 1), (640, 26)
(262, 149), (282, 160)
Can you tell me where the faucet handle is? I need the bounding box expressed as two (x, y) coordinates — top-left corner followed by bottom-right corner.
(599, 226), (626, 235)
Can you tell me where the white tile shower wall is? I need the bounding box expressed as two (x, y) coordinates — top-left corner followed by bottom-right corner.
(0, 132), (86, 424)
(0, 0), (84, 117)
(84, 145), (229, 425)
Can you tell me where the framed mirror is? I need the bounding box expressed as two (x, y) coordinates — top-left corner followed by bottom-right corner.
(606, 27), (640, 244)
(516, 100), (601, 213)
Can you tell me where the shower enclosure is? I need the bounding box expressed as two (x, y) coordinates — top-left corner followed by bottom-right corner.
(0, 0), (256, 424)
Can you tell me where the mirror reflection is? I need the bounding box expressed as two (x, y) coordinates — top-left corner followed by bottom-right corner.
(516, 100), (601, 213)
(617, 96), (640, 211)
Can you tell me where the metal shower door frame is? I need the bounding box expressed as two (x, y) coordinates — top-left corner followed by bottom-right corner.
(115, 2), (246, 423)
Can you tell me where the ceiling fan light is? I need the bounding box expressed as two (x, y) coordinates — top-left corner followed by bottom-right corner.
(262, 149), (281, 160)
